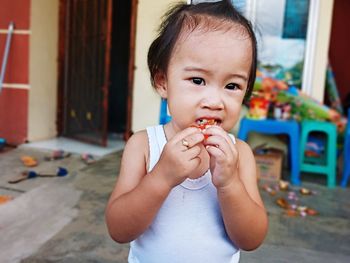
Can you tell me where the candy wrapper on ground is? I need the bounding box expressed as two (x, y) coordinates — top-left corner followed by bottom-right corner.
(262, 180), (318, 218)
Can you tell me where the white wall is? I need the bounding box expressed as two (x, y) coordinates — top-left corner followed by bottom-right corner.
(310, 0), (334, 102)
(28, 0), (58, 141)
(132, 0), (183, 132)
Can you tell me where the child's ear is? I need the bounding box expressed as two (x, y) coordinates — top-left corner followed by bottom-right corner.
(154, 72), (168, 98)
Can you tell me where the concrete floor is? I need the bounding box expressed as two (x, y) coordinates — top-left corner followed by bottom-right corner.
(0, 146), (349, 263)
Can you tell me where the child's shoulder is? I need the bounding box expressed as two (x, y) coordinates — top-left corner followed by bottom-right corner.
(125, 129), (148, 151)
(126, 125), (164, 149)
(123, 127), (161, 173)
(234, 137), (254, 160)
(121, 129), (149, 170)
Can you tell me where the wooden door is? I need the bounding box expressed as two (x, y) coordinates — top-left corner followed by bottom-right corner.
(60, 0), (112, 146)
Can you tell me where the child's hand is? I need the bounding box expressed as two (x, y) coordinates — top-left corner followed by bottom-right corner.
(155, 127), (204, 188)
(202, 126), (239, 189)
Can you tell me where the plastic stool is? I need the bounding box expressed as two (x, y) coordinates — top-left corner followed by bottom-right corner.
(159, 98), (172, 125)
(238, 118), (300, 185)
(300, 121), (337, 188)
(341, 109), (350, 187)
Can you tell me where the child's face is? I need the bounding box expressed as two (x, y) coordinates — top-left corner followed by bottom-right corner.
(156, 24), (252, 132)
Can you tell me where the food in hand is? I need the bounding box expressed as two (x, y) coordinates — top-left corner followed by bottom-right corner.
(195, 118), (217, 129)
(192, 119), (217, 139)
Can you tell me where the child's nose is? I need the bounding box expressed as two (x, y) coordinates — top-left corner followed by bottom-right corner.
(200, 91), (224, 110)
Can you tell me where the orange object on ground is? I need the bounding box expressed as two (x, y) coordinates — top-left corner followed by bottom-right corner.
(279, 180), (289, 191)
(306, 208), (318, 216)
(285, 209), (298, 217)
(300, 187), (312, 195)
(276, 198), (289, 209)
(0, 195), (13, 204)
(21, 156), (38, 167)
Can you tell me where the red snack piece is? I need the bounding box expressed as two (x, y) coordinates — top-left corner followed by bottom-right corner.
(192, 119), (217, 139)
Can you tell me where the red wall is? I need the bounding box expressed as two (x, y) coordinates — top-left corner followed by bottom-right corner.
(329, 0), (350, 108)
(0, 0), (30, 144)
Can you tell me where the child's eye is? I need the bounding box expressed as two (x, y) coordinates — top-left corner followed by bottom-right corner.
(225, 83), (240, 90)
(191, 78), (205, 85)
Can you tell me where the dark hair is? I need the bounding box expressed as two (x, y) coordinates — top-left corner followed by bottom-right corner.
(147, 0), (257, 101)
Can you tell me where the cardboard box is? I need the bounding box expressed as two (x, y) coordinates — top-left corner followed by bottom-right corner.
(254, 146), (284, 181)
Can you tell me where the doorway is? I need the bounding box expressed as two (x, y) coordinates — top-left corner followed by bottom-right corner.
(58, 0), (137, 146)
(109, 0), (131, 135)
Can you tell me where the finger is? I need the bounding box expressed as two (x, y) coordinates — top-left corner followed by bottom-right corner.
(171, 126), (201, 144)
(204, 135), (231, 156)
(203, 126), (233, 155)
(203, 125), (231, 142)
(180, 133), (205, 149)
(204, 133), (240, 165)
(205, 144), (226, 160)
(203, 126), (235, 151)
(186, 154), (202, 165)
(186, 156), (202, 171)
(178, 146), (202, 171)
(183, 145), (201, 159)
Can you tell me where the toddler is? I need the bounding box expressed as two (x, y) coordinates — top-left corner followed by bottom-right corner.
(106, 1), (268, 262)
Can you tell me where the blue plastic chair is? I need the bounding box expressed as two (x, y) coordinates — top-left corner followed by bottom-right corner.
(238, 118), (301, 185)
(341, 109), (350, 187)
(299, 120), (337, 188)
(159, 98), (172, 125)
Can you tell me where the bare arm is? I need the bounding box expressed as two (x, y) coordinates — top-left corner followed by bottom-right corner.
(105, 127), (204, 243)
(203, 127), (268, 250)
(217, 140), (268, 250)
(105, 131), (171, 243)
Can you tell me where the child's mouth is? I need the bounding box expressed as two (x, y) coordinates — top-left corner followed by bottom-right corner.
(195, 118), (220, 129)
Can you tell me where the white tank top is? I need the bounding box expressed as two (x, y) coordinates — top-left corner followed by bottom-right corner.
(128, 125), (240, 263)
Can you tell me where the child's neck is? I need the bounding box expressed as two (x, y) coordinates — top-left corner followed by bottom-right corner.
(163, 122), (178, 141)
